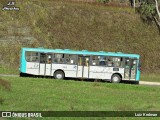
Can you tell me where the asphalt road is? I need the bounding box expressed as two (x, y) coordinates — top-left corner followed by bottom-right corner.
(0, 74), (19, 77)
(139, 81), (160, 86)
(0, 74), (160, 86)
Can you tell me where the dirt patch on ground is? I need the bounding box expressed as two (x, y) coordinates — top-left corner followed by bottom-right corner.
(0, 78), (11, 91)
(0, 78), (11, 104)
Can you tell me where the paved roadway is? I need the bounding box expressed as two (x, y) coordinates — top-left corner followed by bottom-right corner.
(0, 74), (19, 77)
(139, 81), (160, 86)
(0, 74), (160, 86)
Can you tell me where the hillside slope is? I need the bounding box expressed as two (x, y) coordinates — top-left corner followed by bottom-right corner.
(0, 0), (160, 73)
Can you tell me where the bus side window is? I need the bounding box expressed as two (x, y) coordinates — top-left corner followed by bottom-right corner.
(107, 57), (122, 67)
(47, 54), (52, 64)
(53, 54), (65, 64)
(84, 58), (89, 66)
(113, 57), (121, 67)
(91, 56), (106, 66)
(125, 59), (130, 67)
(40, 53), (46, 63)
(70, 55), (76, 64)
(65, 54), (77, 65)
(99, 56), (107, 66)
(78, 57), (82, 66)
(91, 56), (98, 66)
(26, 51), (39, 62)
(131, 60), (137, 70)
(99, 61), (106, 65)
(107, 57), (112, 67)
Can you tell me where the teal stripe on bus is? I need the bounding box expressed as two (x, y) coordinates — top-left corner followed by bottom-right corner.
(20, 49), (26, 73)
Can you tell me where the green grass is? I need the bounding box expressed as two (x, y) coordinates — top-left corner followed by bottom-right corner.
(141, 74), (160, 82)
(1, 76), (160, 120)
(0, 65), (19, 75)
(1, 76), (160, 111)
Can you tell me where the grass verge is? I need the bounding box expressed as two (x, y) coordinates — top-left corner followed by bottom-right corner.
(1, 76), (160, 112)
(141, 74), (160, 82)
(0, 65), (19, 75)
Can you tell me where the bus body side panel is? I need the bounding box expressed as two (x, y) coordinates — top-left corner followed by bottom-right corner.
(77, 66), (83, 78)
(26, 62), (39, 75)
(51, 64), (77, 77)
(45, 64), (52, 76)
(89, 66), (124, 80)
(89, 66), (109, 79)
(20, 49), (26, 73)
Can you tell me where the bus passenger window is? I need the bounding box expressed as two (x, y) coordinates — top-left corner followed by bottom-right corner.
(125, 59), (130, 67)
(26, 51), (39, 62)
(99, 56), (107, 66)
(107, 57), (113, 67)
(91, 56), (98, 66)
(78, 57), (82, 66)
(99, 61), (106, 65)
(91, 56), (107, 66)
(53, 54), (65, 64)
(107, 57), (122, 67)
(40, 53), (46, 63)
(84, 58), (89, 66)
(47, 55), (52, 64)
(65, 54), (77, 65)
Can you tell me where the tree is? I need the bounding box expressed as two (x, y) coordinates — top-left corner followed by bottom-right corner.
(138, 0), (160, 33)
(130, 0), (136, 7)
(154, 0), (160, 26)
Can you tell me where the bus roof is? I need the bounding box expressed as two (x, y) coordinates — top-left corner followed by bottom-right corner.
(22, 47), (140, 59)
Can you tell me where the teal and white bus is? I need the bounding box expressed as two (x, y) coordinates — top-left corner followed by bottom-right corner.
(20, 47), (141, 83)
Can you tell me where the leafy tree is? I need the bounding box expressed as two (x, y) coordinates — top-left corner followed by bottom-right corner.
(138, 0), (160, 33)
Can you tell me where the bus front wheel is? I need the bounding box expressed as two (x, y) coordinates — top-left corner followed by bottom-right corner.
(54, 71), (64, 79)
(111, 74), (121, 83)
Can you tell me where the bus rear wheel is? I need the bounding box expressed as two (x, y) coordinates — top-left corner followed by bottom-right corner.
(54, 71), (64, 79)
(111, 74), (121, 83)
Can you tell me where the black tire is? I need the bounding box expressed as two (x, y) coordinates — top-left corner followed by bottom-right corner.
(54, 71), (64, 79)
(20, 72), (25, 77)
(20, 72), (23, 77)
(111, 74), (121, 83)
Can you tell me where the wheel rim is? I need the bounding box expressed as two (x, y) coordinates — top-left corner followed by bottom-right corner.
(112, 76), (119, 82)
(56, 74), (62, 79)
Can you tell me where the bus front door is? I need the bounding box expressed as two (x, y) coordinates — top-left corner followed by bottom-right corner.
(124, 58), (137, 80)
(39, 53), (52, 76)
(77, 56), (90, 78)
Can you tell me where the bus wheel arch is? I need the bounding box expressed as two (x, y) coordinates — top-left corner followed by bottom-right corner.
(54, 69), (65, 79)
(111, 73), (122, 83)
